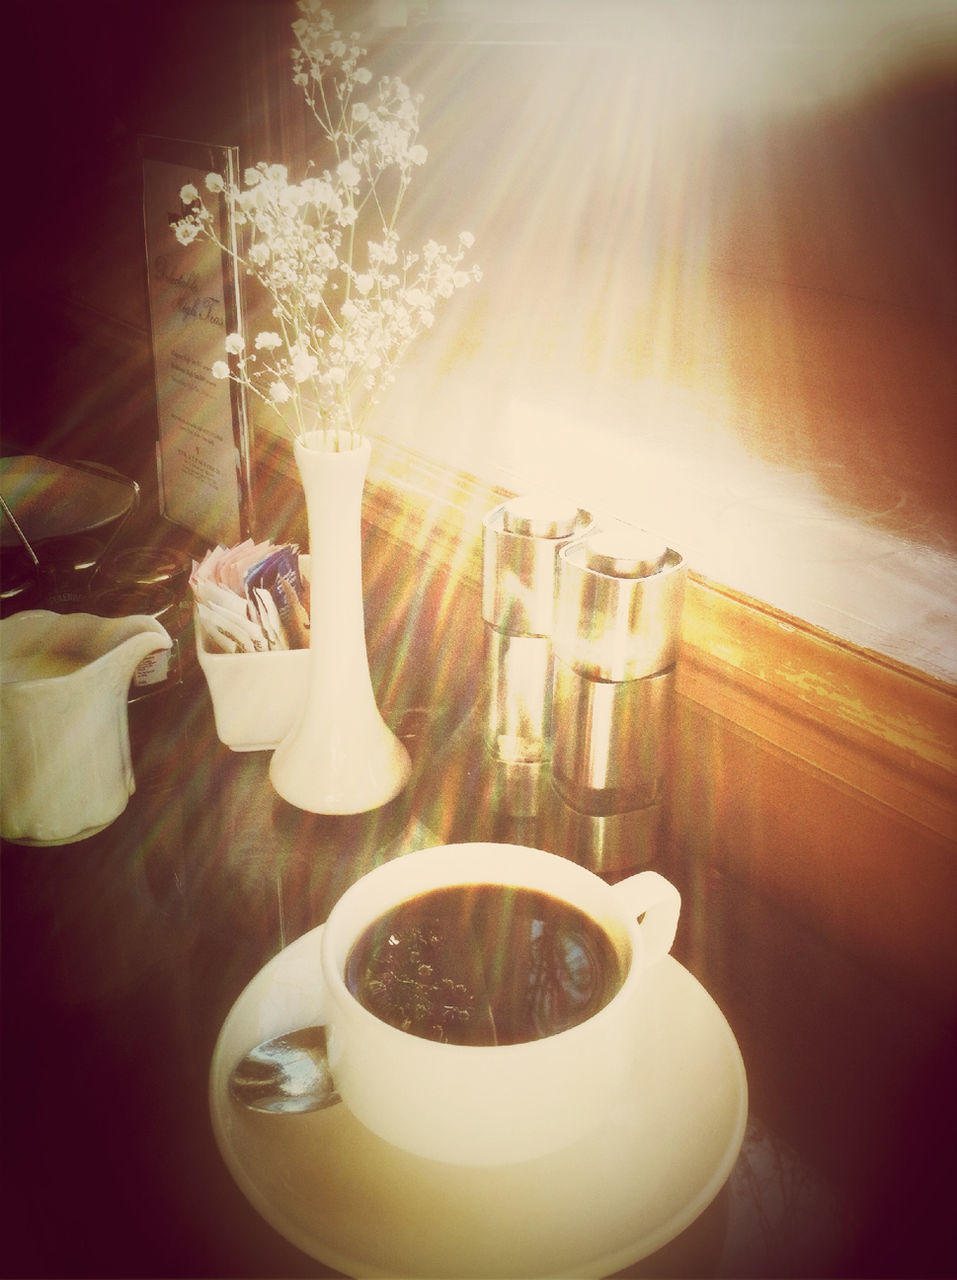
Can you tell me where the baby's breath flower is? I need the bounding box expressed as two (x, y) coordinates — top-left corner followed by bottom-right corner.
(291, 350), (319, 383)
(301, 177), (335, 207)
(174, 221), (200, 246)
(170, 1), (478, 444)
(336, 159), (361, 188)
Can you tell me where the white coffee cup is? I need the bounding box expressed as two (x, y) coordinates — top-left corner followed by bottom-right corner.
(294, 842), (680, 1166)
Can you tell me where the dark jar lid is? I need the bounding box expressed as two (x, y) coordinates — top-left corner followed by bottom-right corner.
(105, 546), (191, 592)
(0, 553), (41, 617)
(90, 584), (177, 621)
(40, 534), (105, 573)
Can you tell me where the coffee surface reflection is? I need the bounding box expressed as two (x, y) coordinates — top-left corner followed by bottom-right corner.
(345, 884), (624, 1045)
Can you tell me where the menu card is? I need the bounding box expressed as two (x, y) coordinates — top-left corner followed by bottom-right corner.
(140, 135), (253, 545)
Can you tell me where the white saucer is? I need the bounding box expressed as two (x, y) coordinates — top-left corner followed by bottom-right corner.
(210, 929), (748, 1279)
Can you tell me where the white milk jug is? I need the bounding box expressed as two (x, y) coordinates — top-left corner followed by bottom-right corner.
(1, 610), (172, 845)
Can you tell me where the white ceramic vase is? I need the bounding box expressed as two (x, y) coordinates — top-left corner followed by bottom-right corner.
(268, 431), (411, 814)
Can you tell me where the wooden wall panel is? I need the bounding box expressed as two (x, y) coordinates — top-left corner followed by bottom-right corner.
(666, 695), (957, 1012)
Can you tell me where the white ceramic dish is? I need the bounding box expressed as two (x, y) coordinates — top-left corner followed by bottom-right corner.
(195, 625), (309, 752)
(194, 555), (311, 752)
(210, 926), (748, 1279)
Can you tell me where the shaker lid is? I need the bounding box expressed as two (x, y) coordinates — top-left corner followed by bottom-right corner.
(583, 529), (668, 578)
(501, 494), (581, 540)
(482, 496), (594, 634)
(554, 528), (685, 680)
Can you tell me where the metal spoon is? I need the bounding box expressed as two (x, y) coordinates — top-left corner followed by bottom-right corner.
(229, 1025), (341, 1114)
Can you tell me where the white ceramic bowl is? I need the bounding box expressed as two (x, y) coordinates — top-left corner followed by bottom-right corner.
(196, 626), (309, 751)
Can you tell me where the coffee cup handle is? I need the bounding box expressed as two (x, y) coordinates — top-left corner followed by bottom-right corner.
(611, 870), (681, 968)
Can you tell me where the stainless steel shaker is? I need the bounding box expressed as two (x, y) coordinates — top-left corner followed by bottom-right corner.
(548, 525), (686, 874)
(481, 495), (594, 815)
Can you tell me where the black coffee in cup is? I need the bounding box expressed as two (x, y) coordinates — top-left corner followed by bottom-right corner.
(345, 884), (625, 1046)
